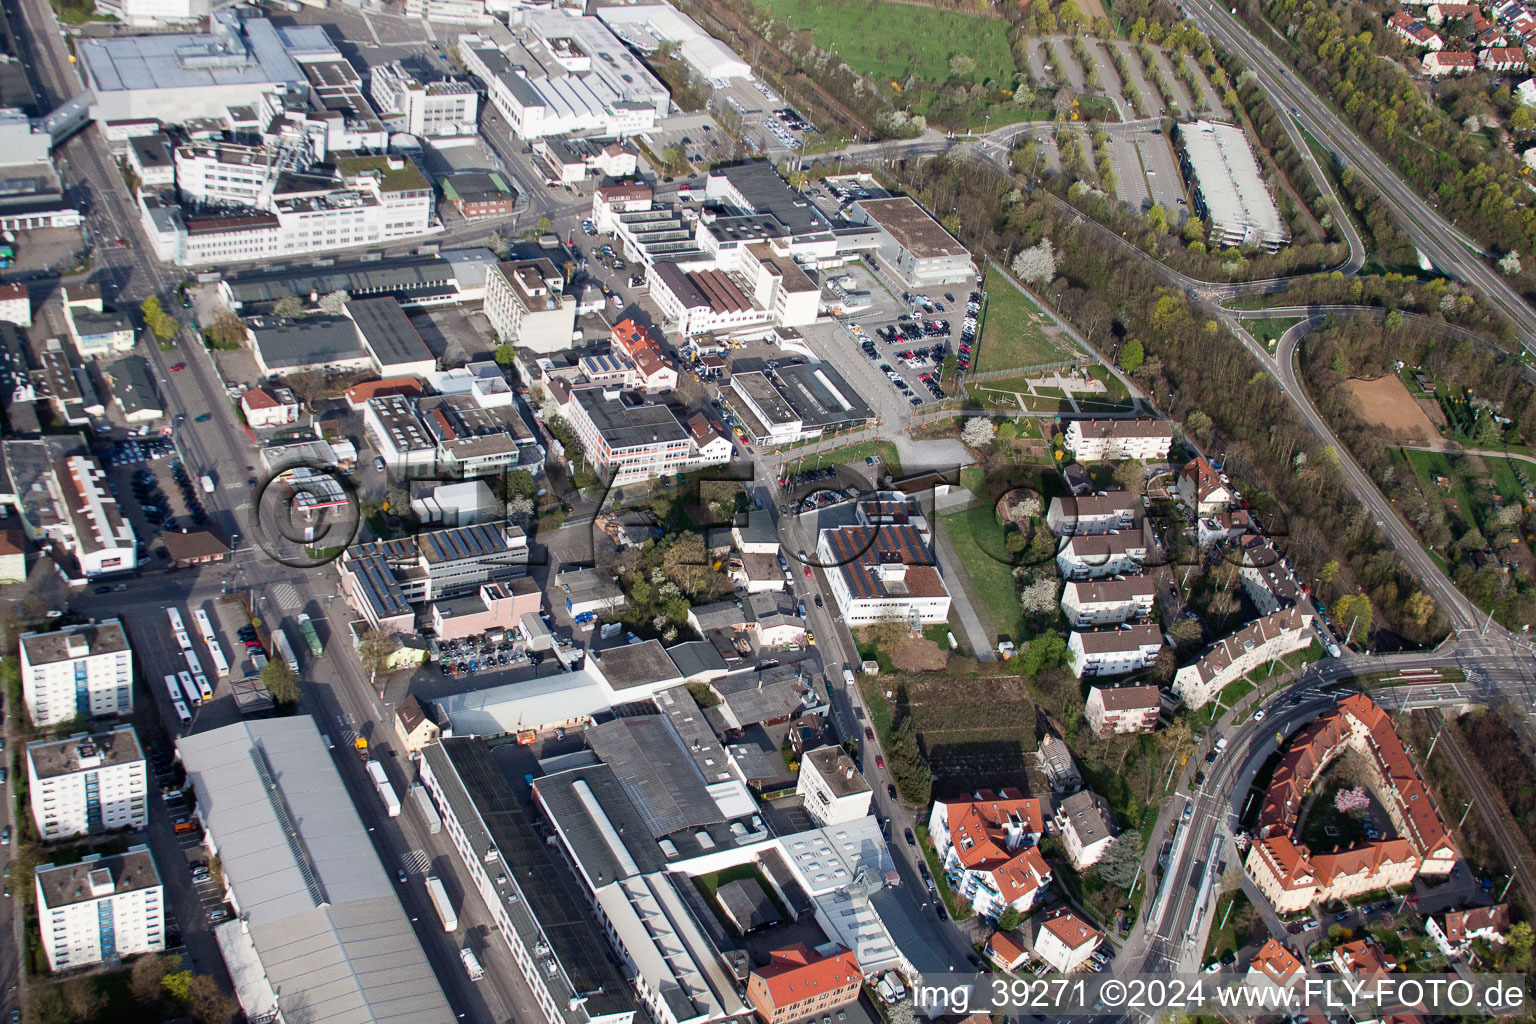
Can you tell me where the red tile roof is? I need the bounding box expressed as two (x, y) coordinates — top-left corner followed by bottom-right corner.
(754, 944), (862, 1006)
(1443, 904), (1510, 943)
(1250, 938), (1304, 984)
(345, 377), (423, 405)
(1040, 907), (1102, 951)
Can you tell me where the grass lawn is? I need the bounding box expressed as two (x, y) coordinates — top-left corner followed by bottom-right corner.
(940, 504), (1026, 641)
(1242, 316), (1303, 347)
(1202, 889), (1255, 966)
(693, 864), (792, 923)
(780, 438), (903, 477)
(753, 0), (1014, 87)
(977, 265), (1080, 373)
(1202, 678), (1255, 722)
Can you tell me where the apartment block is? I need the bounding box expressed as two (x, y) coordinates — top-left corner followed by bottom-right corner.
(795, 746), (872, 827)
(1047, 492), (1137, 536)
(1061, 577), (1155, 628)
(482, 259), (577, 354)
(1064, 419), (1173, 461)
(20, 620), (133, 728)
(927, 789), (1051, 918)
(27, 726), (148, 840)
(1056, 533), (1146, 580)
(1053, 790), (1117, 870)
(1083, 684), (1160, 737)
(1172, 606), (1313, 710)
(36, 847), (163, 971)
(1067, 624), (1163, 678)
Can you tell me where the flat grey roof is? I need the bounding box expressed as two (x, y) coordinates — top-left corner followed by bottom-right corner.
(37, 847), (159, 910)
(773, 362), (873, 430)
(586, 715), (724, 837)
(592, 639), (680, 691)
(715, 877), (779, 931)
(248, 316), (366, 370)
(346, 297), (433, 369)
(535, 761), (668, 885)
(854, 196), (969, 259)
(802, 746), (869, 798)
(224, 250), (496, 306)
(21, 620), (129, 666)
(177, 718), (456, 1024)
(572, 387), (688, 451)
(78, 15), (304, 95)
(28, 726), (143, 780)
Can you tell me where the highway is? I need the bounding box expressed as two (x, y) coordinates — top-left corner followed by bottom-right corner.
(1179, 0), (1536, 350)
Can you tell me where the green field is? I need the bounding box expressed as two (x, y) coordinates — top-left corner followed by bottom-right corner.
(939, 504), (1026, 642)
(753, 0), (1015, 87)
(1401, 448), (1530, 528)
(1241, 316), (1303, 347)
(976, 266), (1080, 373)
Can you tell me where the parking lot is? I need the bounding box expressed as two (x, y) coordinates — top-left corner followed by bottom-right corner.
(714, 78), (812, 157)
(644, 112), (733, 172)
(99, 439), (210, 559)
(1105, 127), (1189, 223)
(842, 285), (982, 409)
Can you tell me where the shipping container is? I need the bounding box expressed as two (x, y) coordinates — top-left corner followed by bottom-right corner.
(409, 783), (442, 834)
(366, 760), (400, 816)
(426, 875), (457, 932)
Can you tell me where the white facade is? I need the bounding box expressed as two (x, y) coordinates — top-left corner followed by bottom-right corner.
(817, 525), (952, 626)
(795, 747), (872, 827)
(561, 386), (694, 484)
(1179, 120), (1289, 252)
(20, 621), (135, 728)
(1061, 578), (1155, 627)
(1067, 625), (1163, 678)
(49, 455), (139, 577)
(36, 848), (164, 971)
(1063, 418), (1173, 461)
(1172, 606), (1313, 709)
(174, 142), (275, 209)
(483, 259), (577, 353)
(1046, 493), (1136, 536)
(27, 727), (148, 840)
(1053, 791), (1116, 871)
(370, 62), (479, 137)
(1056, 533), (1146, 580)
(0, 283), (31, 327)
(1033, 909), (1101, 973)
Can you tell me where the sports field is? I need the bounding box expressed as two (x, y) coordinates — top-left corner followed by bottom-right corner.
(752, 0), (1015, 86)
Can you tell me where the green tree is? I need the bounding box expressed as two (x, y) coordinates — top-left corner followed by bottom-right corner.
(996, 906), (1021, 932)
(494, 342), (517, 368)
(1093, 831), (1146, 888)
(506, 468), (538, 500)
(886, 716), (932, 805)
(140, 296), (179, 341)
(187, 974), (238, 1024)
(1019, 633), (1067, 676)
(1507, 920), (1533, 970)
(1512, 105), (1534, 132)
(163, 971), (195, 1003)
(357, 627), (400, 684)
(534, 216), (553, 237)
(1334, 593), (1373, 645)
(131, 951), (173, 1005)
(261, 657), (300, 704)
(1113, 458), (1146, 495)
(1120, 337), (1144, 374)
(1319, 560), (1341, 588)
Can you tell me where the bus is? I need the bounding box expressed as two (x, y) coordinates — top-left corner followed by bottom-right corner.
(193, 674), (213, 703)
(192, 608), (217, 646)
(172, 701), (192, 727)
(207, 641), (230, 678)
(184, 649), (204, 678)
(166, 608), (185, 635)
(164, 673), (183, 704)
(178, 671), (199, 706)
(173, 629), (192, 652)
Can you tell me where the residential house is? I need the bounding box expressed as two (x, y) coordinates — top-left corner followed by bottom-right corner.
(1032, 908), (1102, 973)
(1178, 457), (1232, 515)
(1067, 624), (1163, 678)
(1083, 684), (1160, 737)
(1480, 46), (1527, 70)
(1061, 577), (1156, 627)
(1063, 418), (1173, 461)
(1246, 938), (1305, 992)
(35, 848), (163, 971)
(1056, 533), (1146, 580)
(1427, 905), (1511, 958)
(1172, 606), (1314, 710)
(1054, 790), (1117, 870)
(986, 930), (1030, 971)
(394, 694), (442, 755)
(1332, 937), (1397, 976)
(927, 789), (1052, 919)
(1389, 10), (1444, 47)
(240, 386), (300, 429)
(1047, 492), (1136, 536)
(1423, 50), (1476, 75)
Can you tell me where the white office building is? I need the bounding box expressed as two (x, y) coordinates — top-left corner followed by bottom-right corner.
(27, 727), (148, 840)
(36, 847), (164, 971)
(796, 746), (873, 827)
(20, 620), (134, 729)
(1178, 120), (1290, 252)
(482, 259), (577, 353)
(817, 524), (952, 626)
(369, 61), (479, 137)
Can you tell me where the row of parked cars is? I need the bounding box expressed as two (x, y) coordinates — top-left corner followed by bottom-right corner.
(105, 438), (174, 468)
(957, 291), (982, 372)
(168, 461), (209, 528)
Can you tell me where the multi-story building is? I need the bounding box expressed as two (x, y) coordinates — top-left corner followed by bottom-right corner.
(368, 61), (479, 137)
(1177, 120), (1290, 251)
(1056, 533), (1147, 580)
(1178, 456), (1232, 515)
(27, 727), (148, 840)
(1083, 684), (1160, 737)
(1245, 695), (1460, 914)
(534, 135), (639, 184)
(62, 285), (135, 359)
(0, 282), (30, 327)
(365, 393), (436, 472)
(20, 620), (134, 728)
(1067, 624), (1163, 678)
(559, 385), (694, 484)
(1032, 907), (1102, 973)
(1064, 419), (1174, 461)
(1238, 538), (1302, 617)
(338, 522), (530, 633)
(1172, 606), (1314, 709)
(173, 142), (277, 209)
(239, 386), (300, 429)
(746, 945), (863, 1024)
(1332, 938), (1396, 976)
(442, 172), (517, 220)
(1245, 938), (1306, 993)
(482, 259), (577, 354)
(795, 746), (872, 827)
(1054, 790), (1117, 870)
(1427, 904), (1510, 958)
(846, 196), (974, 288)
(927, 789), (1051, 919)
(817, 524), (952, 626)
(1046, 492), (1136, 536)
(35, 847), (163, 971)
(1061, 578), (1155, 627)
(610, 318), (678, 392)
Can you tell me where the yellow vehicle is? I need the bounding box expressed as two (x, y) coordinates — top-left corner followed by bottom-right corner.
(806, 630), (816, 646)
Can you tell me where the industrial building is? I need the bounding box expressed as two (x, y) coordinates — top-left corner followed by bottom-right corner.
(816, 520), (951, 626)
(1177, 120), (1290, 252)
(368, 60), (479, 138)
(724, 363), (873, 446)
(35, 847), (164, 971)
(177, 718), (457, 1024)
(337, 520), (530, 632)
(846, 197), (975, 288)
(220, 247), (500, 310)
(596, 5), (754, 82)
(27, 726), (148, 840)
(2, 440), (138, 579)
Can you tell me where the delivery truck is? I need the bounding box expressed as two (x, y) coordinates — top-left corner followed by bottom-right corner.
(366, 761), (400, 817)
(409, 783), (442, 834)
(426, 875), (457, 932)
(460, 948), (484, 981)
(297, 613), (323, 657)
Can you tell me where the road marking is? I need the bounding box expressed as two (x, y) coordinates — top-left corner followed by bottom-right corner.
(272, 583), (301, 611)
(402, 850), (430, 875)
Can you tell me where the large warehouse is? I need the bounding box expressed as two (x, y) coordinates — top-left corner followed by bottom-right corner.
(847, 197), (975, 288)
(1176, 120), (1290, 252)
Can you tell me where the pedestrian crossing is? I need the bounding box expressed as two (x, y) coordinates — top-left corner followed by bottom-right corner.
(401, 849), (431, 876)
(272, 583), (301, 611)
